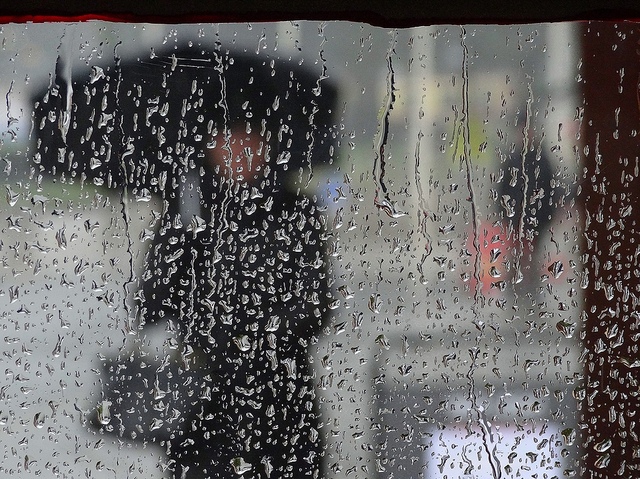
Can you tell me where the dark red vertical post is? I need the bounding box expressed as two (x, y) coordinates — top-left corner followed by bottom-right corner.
(581, 21), (640, 477)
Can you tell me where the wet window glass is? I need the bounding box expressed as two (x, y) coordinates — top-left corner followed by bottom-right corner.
(0, 20), (634, 478)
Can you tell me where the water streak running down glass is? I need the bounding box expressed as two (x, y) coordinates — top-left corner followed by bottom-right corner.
(0, 21), (604, 478)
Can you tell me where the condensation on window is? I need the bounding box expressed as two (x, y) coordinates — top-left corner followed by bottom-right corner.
(0, 20), (628, 479)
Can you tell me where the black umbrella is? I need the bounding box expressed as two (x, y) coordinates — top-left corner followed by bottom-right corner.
(32, 45), (339, 196)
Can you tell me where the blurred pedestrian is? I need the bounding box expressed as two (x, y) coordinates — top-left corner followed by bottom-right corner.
(33, 45), (338, 478)
(497, 110), (558, 291)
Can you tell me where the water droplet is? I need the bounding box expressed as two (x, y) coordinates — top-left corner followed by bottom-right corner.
(187, 215), (207, 236)
(231, 457), (252, 475)
(374, 196), (407, 218)
(594, 453), (610, 469)
(84, 219), (100, 233)
(51, 334), (63, 358)
(5, 185), (19, 206)
(135, 188), (152, 202)
(580, 269), (589, 289)
(604, 284), (614, 301)
(438, 223), (455, 234)
(556, 319), (576, 339)
(165, 248), (184, 263)
(620, 204), (633, 217)
(338, 285), (354, 299)
(501, 195), (515, 217)
(9, 285), (19, 303)
(89, 65), (105, 84)
(523, 359), (540, 371)
(594, 438), (612, 453)
(276, 151), (291, 165)
(375, 334), (390, 350)
(328, 299), (341, 310)
(89, 157), (102, 170)
(233, 335), (252, 352)
(561, 428), (576, 445)
(149, 418), (164, 431)
(572, 386), (586, 401)
(548, 260), (564, 279)
(55, 226), (67, 249)
(368, 294), (382, 313)
(96, 400), (111, 425)
(282, 357), (297, 378)
(265, 315), (281, 332)
(33, 412), (45, 429)
(321, 355), (332, 370)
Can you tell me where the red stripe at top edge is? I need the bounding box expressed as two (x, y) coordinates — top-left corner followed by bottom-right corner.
(0, 12), (391, 26)
(1, 12), (640, 27)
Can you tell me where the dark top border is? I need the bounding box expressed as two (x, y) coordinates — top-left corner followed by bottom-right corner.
(2, 1), (640, 27)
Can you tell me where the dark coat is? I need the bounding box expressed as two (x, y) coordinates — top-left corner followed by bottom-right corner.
(140, 177), (330, 478)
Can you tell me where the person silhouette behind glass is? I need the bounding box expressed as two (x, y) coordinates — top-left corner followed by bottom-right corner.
(33, 45), (338, 479)
(497, 111), (561, 293)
